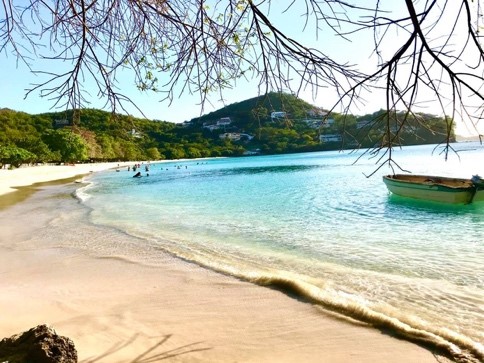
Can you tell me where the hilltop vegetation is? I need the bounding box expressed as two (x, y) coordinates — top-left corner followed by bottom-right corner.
(187, 93), (455, 153)
(0, 93), (454, 167)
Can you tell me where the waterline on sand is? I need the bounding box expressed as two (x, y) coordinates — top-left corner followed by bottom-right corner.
(78, 145), (484, 362)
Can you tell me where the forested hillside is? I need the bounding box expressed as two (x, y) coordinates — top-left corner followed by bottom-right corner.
(0, 93), (455, 167)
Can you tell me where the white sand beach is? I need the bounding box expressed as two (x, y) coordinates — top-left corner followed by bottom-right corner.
(0, 164), (451, 363)
(0, 162), (131, 196)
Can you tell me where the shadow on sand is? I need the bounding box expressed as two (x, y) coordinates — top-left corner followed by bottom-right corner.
(80, 334), (212, 363)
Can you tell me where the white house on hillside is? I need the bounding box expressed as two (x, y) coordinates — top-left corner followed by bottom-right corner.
(219, 132), (254, 141)
(219, 132), (241, 141)
(54, 119), (70, 127)
(321, 118), (335, 128)
(217, 117), (232, 126)
(302, 119), (321, 129)
(179, 120), (194, 128)
(203, 117), (233, 131)
(320, 134), (342, 143)
(307, 108), (329, 117)
(271, 111), (286, 121)
(129, 129), (142, 138)
(357, 120), (373, 129)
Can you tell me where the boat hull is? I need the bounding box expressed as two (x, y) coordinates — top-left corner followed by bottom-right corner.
(383, 174), (484, 204)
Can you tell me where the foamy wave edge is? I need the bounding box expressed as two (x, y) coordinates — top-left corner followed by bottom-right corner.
(251, 274), (483, 363)
(152, 243), (483, 363)
(97, 225), (484, 363)
(74, 178), (94, 202)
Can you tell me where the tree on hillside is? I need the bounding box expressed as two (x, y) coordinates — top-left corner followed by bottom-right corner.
(1, 1), (483, 167)
(42, 129), (88, 163)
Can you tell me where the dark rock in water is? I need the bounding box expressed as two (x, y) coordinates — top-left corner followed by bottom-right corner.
(0, 324), (77, 363)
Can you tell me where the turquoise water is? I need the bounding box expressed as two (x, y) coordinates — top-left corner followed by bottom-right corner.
(79, 143), (484, 362)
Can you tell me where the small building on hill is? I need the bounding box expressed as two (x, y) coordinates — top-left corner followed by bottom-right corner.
(203, 117), (233, 131)
(320, 134), (342, 143)
(217, 117), (232, 126)
(321, 118), (335, 128)
(271, 111), (286, 121)
(54, 119), (71, 128)
(357, 120), (373, 129)
(307, 108), (329, 118)
(129, 129), (142, 138)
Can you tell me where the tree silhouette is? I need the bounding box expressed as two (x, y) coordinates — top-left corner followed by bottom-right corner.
(1, 1), (483, 166)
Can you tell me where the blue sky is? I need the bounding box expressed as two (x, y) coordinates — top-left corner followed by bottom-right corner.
(1, 1), (483, 136)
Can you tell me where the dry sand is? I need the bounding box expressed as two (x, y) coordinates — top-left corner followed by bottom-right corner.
(0, 165), (449, 362)
(0, 162), (130, 196)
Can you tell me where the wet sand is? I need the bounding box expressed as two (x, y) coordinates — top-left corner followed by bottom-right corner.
(0, 167), (450, 362)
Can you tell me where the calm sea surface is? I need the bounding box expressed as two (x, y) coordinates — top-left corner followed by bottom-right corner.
(79, 143), (484, 361)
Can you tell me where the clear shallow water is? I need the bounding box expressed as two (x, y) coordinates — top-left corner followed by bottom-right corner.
(79, 143), (484, 362)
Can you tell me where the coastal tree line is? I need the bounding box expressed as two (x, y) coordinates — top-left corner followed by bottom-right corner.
(0, 93), (454, 168)
(0, 108), (245, 168)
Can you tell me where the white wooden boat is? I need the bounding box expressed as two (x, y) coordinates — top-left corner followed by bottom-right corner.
(383, 174), (484, 204)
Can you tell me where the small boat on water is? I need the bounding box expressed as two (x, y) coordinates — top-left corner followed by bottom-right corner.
(383, 174), (484, 204)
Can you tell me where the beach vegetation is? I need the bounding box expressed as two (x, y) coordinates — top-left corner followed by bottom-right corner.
(42, 129), (89, 163)
(0, 144), (36, 168)
(15, 137), (55, 163)
(146, 147), (162, 161)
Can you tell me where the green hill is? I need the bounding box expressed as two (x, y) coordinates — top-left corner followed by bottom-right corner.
(0, 93), (455, 167)
(188, 92), (455, 153)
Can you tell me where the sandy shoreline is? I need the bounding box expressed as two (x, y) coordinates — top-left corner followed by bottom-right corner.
(0, 162), (133, 196)
(0, 165), (450, 362)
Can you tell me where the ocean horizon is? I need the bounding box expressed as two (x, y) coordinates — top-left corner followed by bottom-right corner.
(78, 143), (484, 362)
